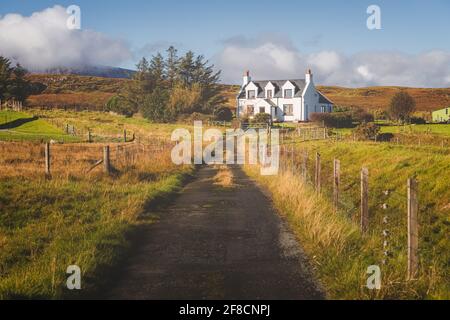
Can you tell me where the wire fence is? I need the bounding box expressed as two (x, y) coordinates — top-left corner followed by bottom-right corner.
(0, 138), (175, 179)
(277, 141), (420, 280)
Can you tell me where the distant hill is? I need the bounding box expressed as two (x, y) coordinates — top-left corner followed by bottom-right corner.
(31, 65), (135, 79)
(26, 74), (129, 94)
(316, 86), (450, 113)
(224, 85), (450, 113)
(25, 74), (128, 110)
(24, 74), (450, 113)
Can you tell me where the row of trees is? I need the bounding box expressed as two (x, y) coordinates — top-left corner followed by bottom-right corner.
(0, 56), (31, 103)
(106, 46), (227, 122)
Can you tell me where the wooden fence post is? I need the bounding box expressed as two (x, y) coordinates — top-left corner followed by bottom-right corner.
(333, 159), (340, 212)
(103, 146), (111, 174)
(88, 130), (92, 143)
(291, 143), (294, 170)
(45, 142), (51, 177)
(302, 151), (308, 179)
(361, 167), (369, 232)
(407, 177), (419, 280)
(124, 129), (127, 143)
(315, 152), (321, 193)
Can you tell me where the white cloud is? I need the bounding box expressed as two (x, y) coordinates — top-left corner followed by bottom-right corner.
(0, 6), (131, 70)
(356, 65), (374, 82)
(215, 35), (450, 87)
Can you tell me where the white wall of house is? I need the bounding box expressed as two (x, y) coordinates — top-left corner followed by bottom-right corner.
(302, 79), (317, 121)
(237, 70), (332, 122)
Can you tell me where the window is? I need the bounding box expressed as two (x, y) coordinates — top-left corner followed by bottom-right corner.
(246, 105), (254, 114)
(284, 89), (293, 98)
(259, 107), (265, 114)
(283, 104), (293, 116)
(266, 90), (273, 98)
(247, 90), (256, 99)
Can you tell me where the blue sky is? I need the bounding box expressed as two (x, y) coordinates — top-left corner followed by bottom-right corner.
(1, 1), (449, 86)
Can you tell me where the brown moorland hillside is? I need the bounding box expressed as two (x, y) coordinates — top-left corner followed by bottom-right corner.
(26, 74), (239, 110)
(25, 75), (450, 113)
(316, 86), (450, 112)
(26, 74), (129, 110)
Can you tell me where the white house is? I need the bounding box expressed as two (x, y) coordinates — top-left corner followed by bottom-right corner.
(236, 70), (333, 122)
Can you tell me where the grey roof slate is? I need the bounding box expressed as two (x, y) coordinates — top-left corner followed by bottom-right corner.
(318, 91), (333, 104)
(238, 79), (307, 99)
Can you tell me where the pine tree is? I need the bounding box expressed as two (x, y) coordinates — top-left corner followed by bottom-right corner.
(0, 57), (31, 102)
(165, 46), (179, 87)
(178, 51), (195, 86)
(149, 53), (166, 85)
(0, 57), (13, 101)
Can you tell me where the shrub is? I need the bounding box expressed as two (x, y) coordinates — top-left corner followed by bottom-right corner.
(389, 91), (416, 122)
(377, 132), (394, 142)
(214, 106), (233, 122)
(239, 115), (250, 126)
(177, 112), (214, 124)
(251, 113), (272, 124)
(105, 95), (137, 117)
(310, 112), (353, 128)
(168, 83), (202, 115)
(353, 122), (381, 140)
(410, 116), (426, 124)
(351, 108), (374, 123)
(374, 108), (389, 120)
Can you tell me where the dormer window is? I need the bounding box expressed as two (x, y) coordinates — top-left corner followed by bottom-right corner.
(284, 89), (293, 98)
(247, 90), (256, 99)
(266, 90), (273, 99)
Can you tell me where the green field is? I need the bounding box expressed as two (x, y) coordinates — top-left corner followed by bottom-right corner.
(32, 109), (188, 138)
(379, 123), (450, 136)
(0, 110), (79, 142)
(333, 122), (450, 138)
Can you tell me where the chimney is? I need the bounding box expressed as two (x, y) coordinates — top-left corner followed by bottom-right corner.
(243, 70), (251, 87)
(305, 69), (313, 84)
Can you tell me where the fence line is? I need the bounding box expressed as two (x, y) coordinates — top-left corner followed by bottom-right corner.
(278, 142), (420, 281)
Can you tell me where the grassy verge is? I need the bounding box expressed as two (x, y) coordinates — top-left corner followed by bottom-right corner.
(0, 111), (195, 299)
(0, 165), (193, 299)
(244, 140), (449, 299)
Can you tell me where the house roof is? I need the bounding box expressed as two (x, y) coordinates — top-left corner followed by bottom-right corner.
(432, 107), (450, 113)
(238, 79), (307, 99)
(264, 99), (277, 107)
(318, 91), (333, 104)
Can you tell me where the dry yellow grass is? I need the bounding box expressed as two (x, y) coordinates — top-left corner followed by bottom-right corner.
(213, 165), (235, 188)
(245, 139), (449, 299)
(0, 141), (176, 179)
(0, 135), (193, 299)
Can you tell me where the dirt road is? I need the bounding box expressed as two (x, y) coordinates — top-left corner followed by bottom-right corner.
(106, 166), (324, 300)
